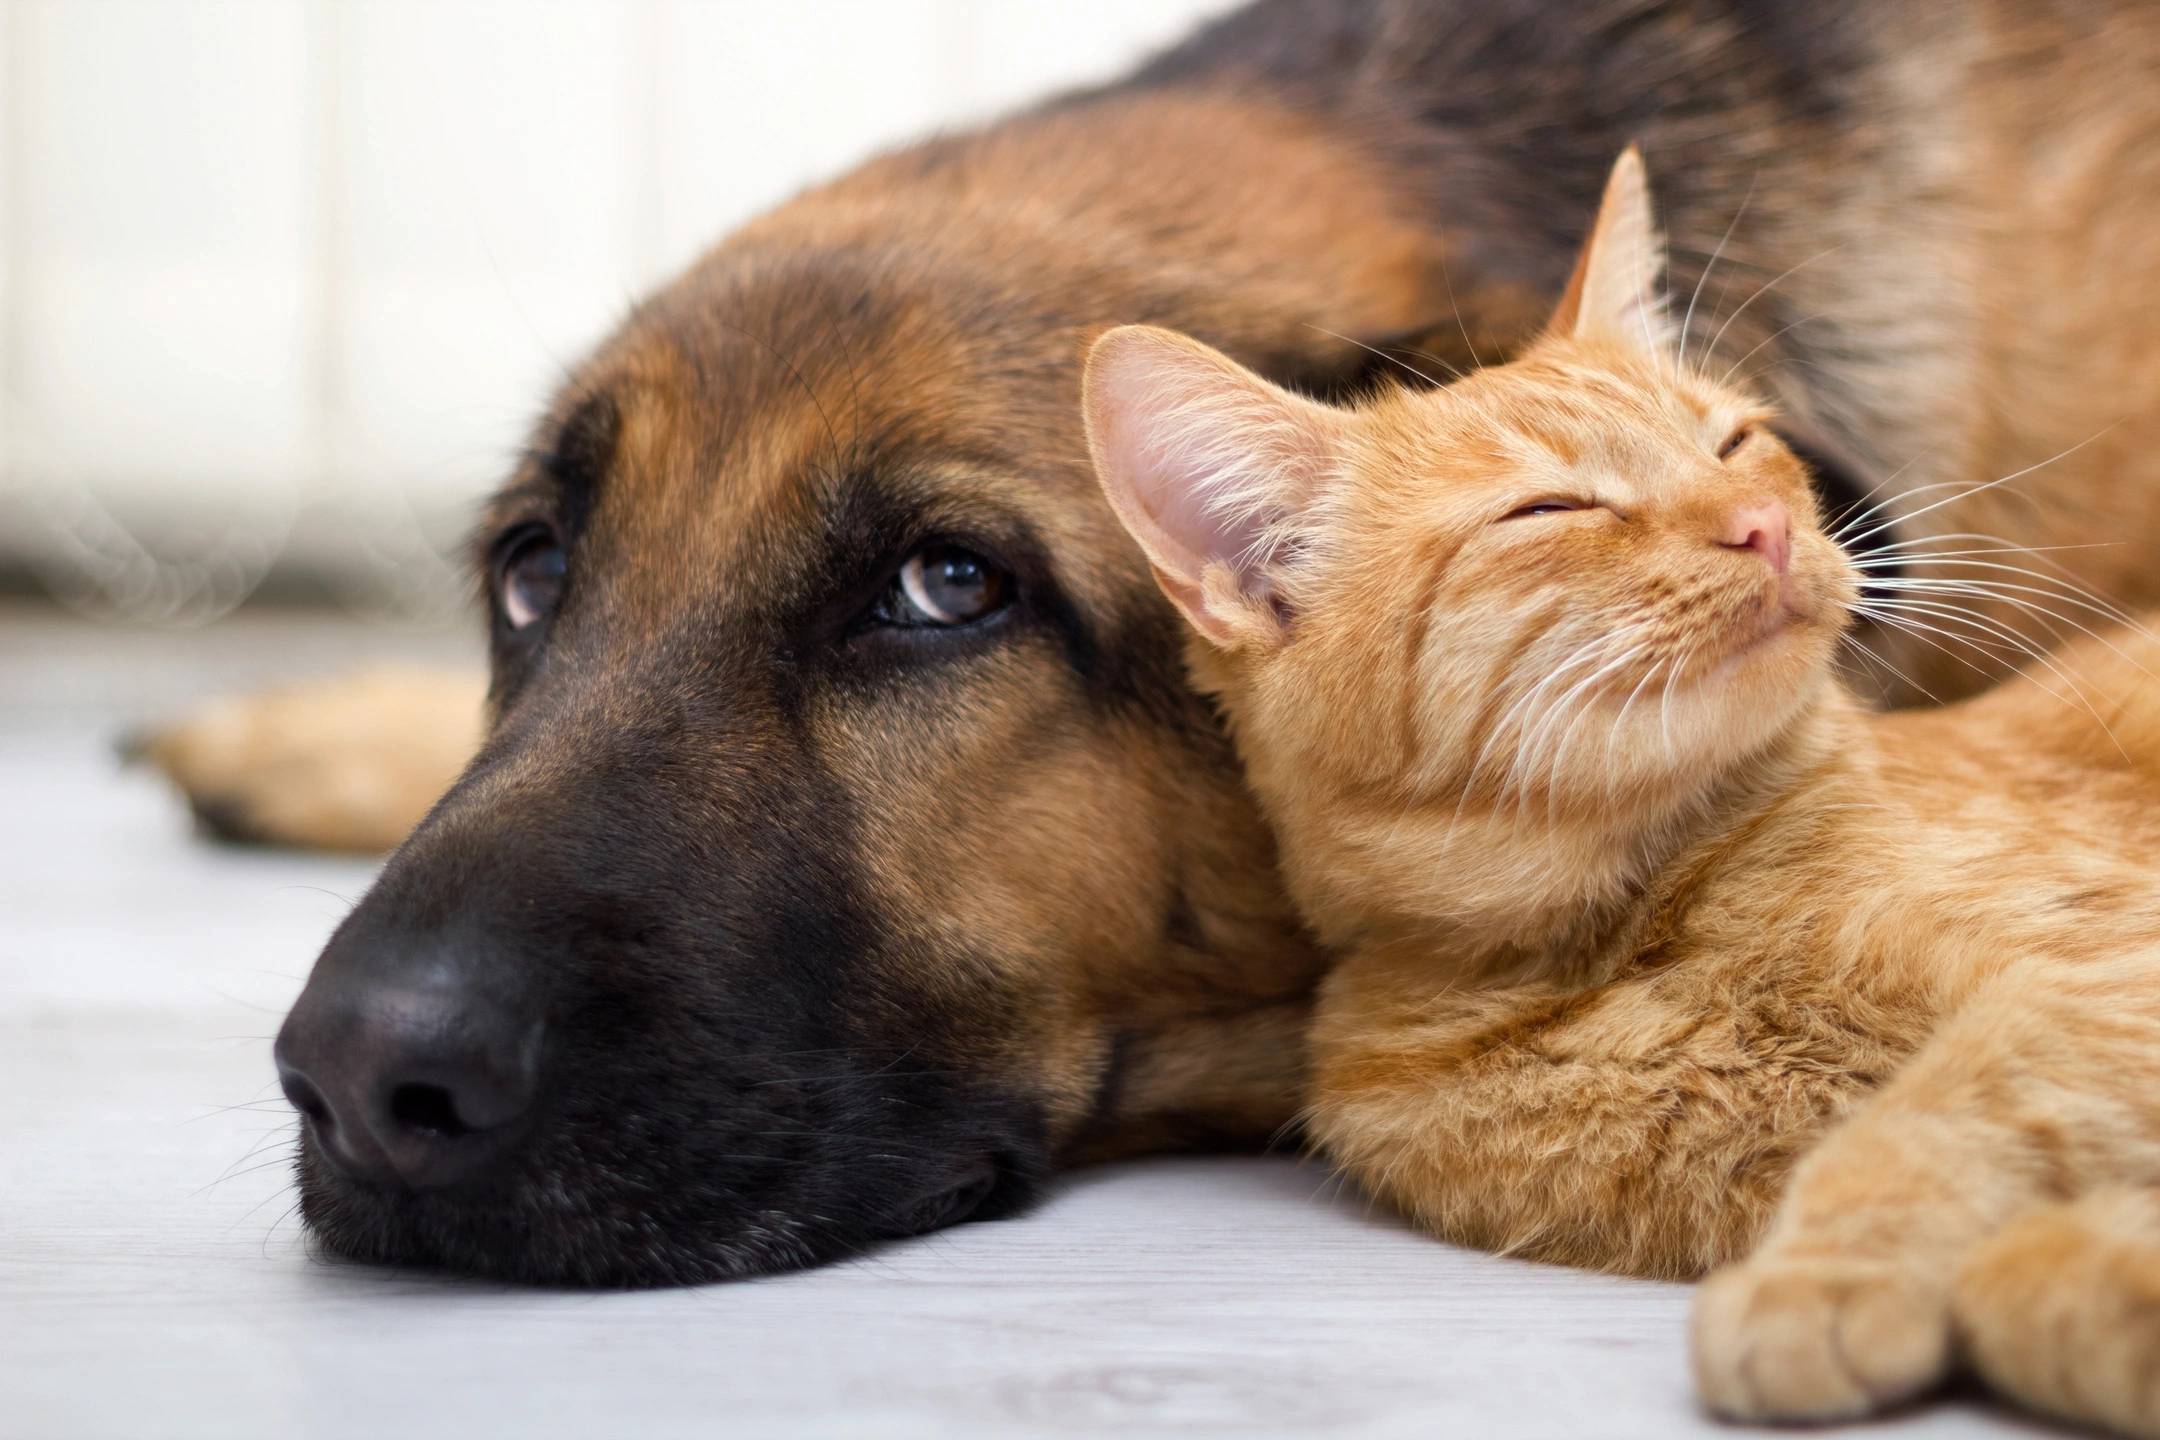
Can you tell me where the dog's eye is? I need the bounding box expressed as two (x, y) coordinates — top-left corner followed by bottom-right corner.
(881, 544), (1010, 627)
(1718, 425), (1753, 460)
(1501, 499), (1583, 521)
(496, 526), (566, 631)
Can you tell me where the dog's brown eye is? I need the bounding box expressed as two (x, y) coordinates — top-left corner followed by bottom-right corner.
(497, 527), (566, 630)
(889, 544), (1009, 627)
(1718, 425), (1753, 460)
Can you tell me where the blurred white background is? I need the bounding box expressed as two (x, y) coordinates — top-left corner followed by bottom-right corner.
(0, 0), (1233, 623)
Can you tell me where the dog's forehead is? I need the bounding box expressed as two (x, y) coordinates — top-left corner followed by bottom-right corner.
(494, 254), (1155, 653)
(584, 275), (1073, 546)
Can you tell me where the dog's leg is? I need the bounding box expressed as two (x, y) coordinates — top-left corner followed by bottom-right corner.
(131, 666), (484, 853)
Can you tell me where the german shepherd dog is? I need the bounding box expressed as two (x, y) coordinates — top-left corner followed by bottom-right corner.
(145, 0), (2160, 1286)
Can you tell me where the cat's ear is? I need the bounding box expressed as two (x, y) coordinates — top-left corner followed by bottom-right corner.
(1547, 147), (1676, 356)
(1083, 325), (1346, 650)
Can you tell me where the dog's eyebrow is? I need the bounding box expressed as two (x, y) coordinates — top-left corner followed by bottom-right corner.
(526, 394), (619, 538)
(473, 394), (623, 572)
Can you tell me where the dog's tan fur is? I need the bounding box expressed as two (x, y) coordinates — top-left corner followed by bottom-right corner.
(1083, 151), (2160, 1434)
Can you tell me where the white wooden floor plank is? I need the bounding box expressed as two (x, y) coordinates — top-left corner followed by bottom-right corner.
(0, 610), (2055, 1438)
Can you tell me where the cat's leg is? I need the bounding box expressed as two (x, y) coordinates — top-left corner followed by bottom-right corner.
(1953, 1186), (2160, 1439)
(130, 666), (484, 852)
(1693, 972), (2160, 1424)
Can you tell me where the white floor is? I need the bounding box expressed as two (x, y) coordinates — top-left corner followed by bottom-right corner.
(0, 608), (2058, 1439)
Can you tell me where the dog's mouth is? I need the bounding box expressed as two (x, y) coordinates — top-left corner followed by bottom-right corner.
(879, 1157), (1004, 1238)
(291, 1116), (1045, 1288)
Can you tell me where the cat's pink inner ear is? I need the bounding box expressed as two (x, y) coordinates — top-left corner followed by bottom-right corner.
(1082, 326), (1335, 649)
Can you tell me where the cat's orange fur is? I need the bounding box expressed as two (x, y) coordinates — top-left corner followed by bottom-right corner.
(1082, 150), (2160, 1436)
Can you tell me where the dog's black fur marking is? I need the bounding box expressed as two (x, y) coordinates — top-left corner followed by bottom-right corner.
(300, 662), (1052, 1286)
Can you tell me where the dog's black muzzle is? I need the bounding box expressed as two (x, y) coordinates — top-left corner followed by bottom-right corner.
(275, 745), (1049, 1287)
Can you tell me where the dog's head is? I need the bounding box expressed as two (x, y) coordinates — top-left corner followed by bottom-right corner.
(271, 94), (1467, 1284)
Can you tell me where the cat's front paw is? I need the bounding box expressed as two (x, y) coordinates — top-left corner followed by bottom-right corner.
(1692, 1254), (1951, 1422)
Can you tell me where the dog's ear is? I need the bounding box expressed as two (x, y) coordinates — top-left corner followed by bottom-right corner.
(1083, 325), (1348, 650)
(1546, 147), (1675, 356)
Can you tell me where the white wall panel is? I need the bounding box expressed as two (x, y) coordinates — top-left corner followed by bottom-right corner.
(949, 0), (1232, 118)
(651, 0), (950, 284)
(13, 0), (315, 518)
(335, 0), (634, 515)
(0, 0), (1241, 617)
(0, 0), (16, 508)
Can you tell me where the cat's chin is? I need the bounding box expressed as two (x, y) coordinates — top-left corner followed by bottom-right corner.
(1687, 611), (1841, 762)
(1719, 611), (1807, 671)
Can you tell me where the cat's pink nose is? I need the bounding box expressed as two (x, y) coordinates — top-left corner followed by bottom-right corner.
(1719, 500), (1790, 575)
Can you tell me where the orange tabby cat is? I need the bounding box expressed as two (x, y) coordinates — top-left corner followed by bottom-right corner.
(1081, 150), (2160, 1437)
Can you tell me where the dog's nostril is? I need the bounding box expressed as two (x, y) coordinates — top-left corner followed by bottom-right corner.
(388, 1082), (471, 1138)
(277, 975), (543, 1188)
(280, 1071), (333, 1128)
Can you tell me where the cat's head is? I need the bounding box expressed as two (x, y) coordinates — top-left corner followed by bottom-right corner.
(1082, 150), (1858, 942)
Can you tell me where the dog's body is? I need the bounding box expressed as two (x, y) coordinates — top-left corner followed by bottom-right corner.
(146, 0), (2160, 1285)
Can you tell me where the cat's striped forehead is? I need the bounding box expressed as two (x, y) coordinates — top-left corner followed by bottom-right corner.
(1362, 345), (1773, 496)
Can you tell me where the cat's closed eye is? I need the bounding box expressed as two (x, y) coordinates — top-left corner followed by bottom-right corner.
(1717, 425), (1754, 460)
(1501, 499), (1587, 521)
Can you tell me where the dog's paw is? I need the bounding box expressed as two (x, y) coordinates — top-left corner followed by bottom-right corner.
(128, 665), (483, 853)
(1692, 1254), (1951, 1423)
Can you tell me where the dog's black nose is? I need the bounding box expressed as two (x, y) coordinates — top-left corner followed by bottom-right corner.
(275, 969), (543, 1190)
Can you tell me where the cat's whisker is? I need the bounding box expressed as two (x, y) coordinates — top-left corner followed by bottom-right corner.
(1864, 529), (2116, 557)
(1845, 480), (2060, 547)
(1867, 580), (2157, 685)
(1839, 424), (2123, 552)
(1838, 629), (1942, 706)
(1701, 242), (1849, 374)
(1507, 626), (1652, 817)
(1604, 655), (1670, 800)
(1539, 639), (1655, 822)
(1437, 252), (1487, 373)
(1831, 478), (2010, 546)
(1856, 600), (2131, 759)
(1861, 595), (2076, 664)
(1676, 174), (1756, 374)
(1715, 314), (1820, 392)
(1864, 566), (2119, 607)
(1823, 447), (1934, 536)
(1303, 324), (1452, 388)
(1393, 344), (1469, 382)
(1499, 644), (1622, 825)
(1658, 634), (1703, 765)
(1850, 542), (2125, 566)
(1454, 626), (1621, 826)
(1858, 535), (2136, 630)
(1854, 606), (2038, 684)
(1855, 548), (2141, 624)
(1868, 574), (2154, 651)
(1854, 605), (2087, 722)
